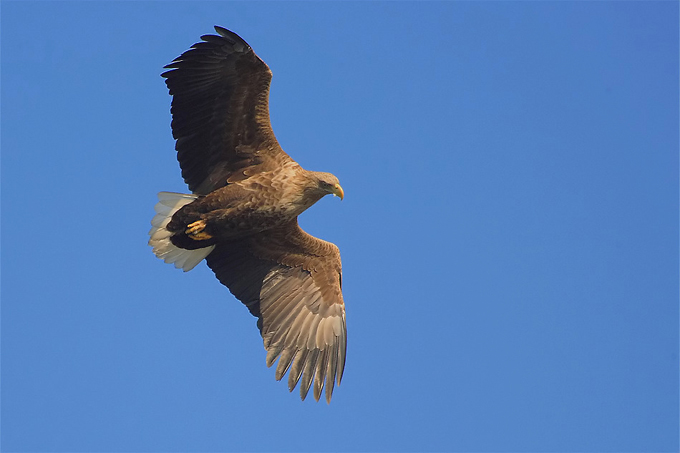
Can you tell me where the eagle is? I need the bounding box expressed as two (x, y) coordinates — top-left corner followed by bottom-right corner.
(148, 26), (346, 403)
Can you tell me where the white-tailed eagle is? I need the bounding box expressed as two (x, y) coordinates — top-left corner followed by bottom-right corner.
(148, 26), (346, 403)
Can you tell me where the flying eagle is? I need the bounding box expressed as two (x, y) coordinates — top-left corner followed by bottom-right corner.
(148, 26), (346, 403)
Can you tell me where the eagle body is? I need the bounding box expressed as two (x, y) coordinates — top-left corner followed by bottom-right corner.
(168, 164), (341, 247)
(148, 27), (347, 403)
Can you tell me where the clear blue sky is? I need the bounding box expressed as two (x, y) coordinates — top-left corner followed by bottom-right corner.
(2, 2), (678, 452)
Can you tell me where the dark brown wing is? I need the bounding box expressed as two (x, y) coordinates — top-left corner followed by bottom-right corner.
(206, 220), (346, 403)
(162, 26), (292, 195)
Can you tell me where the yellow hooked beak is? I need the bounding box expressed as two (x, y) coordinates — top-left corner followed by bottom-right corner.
(332, 183), (345, 201)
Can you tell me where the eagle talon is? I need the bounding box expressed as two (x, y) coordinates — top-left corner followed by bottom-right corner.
(186, 220), (212, 240)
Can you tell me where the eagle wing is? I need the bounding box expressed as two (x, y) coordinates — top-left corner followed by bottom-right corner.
(206, 220), (346, 403)
(162, 26), (292, 195)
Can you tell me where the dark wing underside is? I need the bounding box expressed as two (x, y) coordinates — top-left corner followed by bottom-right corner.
(162, 26), (292, 195)
(206, 220), (347, 403)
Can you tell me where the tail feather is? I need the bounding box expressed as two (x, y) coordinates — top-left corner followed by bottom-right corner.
(148, 192), (215, 272)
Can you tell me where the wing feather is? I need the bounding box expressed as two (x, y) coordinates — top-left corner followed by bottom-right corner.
(288, 348), (308, 391)
(265, 302), (306, 350)
(274, 347), (296, 381)
(299, 349), (319, 401)
(205, 220), (346, 403)
(313, 349), (330, 401)
(325, 341), (338, 402)
(162, 26), (292, 194)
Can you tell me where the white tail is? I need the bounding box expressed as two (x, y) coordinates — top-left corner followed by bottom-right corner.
(148, 192), (215, 272)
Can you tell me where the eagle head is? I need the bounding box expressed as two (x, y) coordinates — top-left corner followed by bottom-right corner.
(313, 172), (344, 201)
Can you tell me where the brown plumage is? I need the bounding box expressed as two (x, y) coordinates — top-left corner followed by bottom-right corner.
(148, 26), (346, 403)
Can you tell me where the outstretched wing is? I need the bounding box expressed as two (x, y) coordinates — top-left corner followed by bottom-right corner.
(162, 26), (292, 195)
(206, 220), (346, 403)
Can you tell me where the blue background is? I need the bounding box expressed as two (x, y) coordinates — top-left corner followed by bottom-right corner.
(2, 2), (678, 452)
